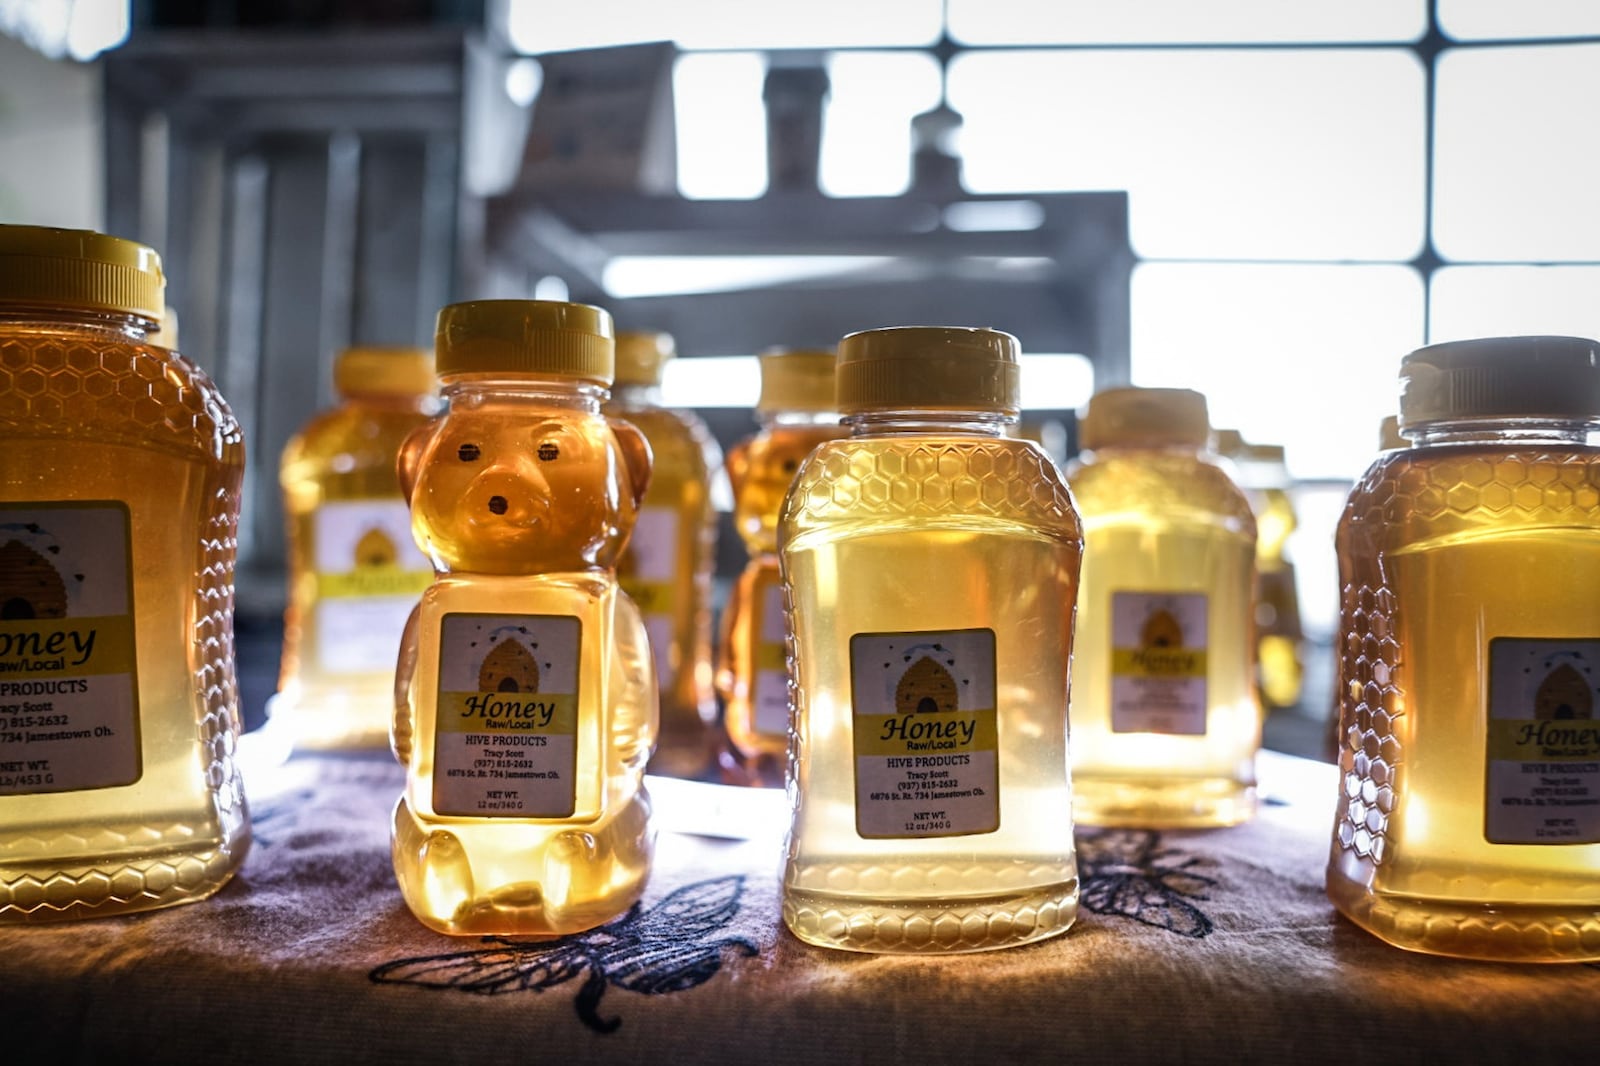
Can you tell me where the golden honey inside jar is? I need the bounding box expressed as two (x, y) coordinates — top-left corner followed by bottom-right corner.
(0, 224), (250, 921)
(603, 331), (721, 779)
(717, 348), (842, 786)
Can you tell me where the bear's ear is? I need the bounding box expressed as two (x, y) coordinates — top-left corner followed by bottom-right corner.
(609, 417), (653, 509)
(396, 421), (437, 503)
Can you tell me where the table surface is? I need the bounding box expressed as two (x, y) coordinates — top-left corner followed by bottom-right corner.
(4, 743), (1596, 1064)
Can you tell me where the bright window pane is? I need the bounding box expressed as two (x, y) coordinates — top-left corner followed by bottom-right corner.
(675, 53), (766, 200)
(950, 0), (1425, 44)
(509, 0), (941, 53)
(949, 50), (1425, 260)
(1132, 263), (1424, 478)
(1434, 44), (1600, 262)
(1430, 266), (1600, 343)
(1440, 0), (1600, 41)
(819, 53), (942, 197)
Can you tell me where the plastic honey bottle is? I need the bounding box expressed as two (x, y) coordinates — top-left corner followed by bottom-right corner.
(780, 327), (1082, 953)
(1067, 387), (1259, 828)
(603, 331), (720, 778)
(276, 347), (439, 750)
(0, 224), (250, 920)
(717, 348), (841, 786)
(1329, 335), (1600, 962)
(391, 300), (656, 936)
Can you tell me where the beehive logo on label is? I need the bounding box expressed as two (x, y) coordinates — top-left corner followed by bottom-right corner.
(1536, 662), (1593, 720)
(1140, 608), (1184, 651)
(895, 654), (960, 714)
(0, 537), (71, 620)
(478, 636), (542, 694)
(354, 527), (398, 568)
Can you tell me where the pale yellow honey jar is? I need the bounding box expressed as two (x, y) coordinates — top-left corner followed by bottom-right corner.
(780, 326), (1082, 953)
(276, 346), (438, 750)
(1067, 387), (1260, 828)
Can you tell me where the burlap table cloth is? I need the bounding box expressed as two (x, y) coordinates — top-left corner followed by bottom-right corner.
(3, 745), (1595, 1063)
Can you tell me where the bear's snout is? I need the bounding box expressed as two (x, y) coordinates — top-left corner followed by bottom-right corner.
(487, 495), (509, 515)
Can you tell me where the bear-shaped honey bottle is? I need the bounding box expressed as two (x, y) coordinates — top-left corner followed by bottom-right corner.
(391, 300), (657, 936)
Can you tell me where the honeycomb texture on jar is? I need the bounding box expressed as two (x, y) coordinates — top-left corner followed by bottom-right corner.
(0, 330), (250, 920)
(1335, 448), (1600, 871)
(786, 439), (1077, 527)
(0, 336), (242, 459)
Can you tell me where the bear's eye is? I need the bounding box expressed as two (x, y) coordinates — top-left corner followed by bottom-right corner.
(783, 458), (799, 474)
(537, 441), (560, 461)
(457, 443), (481, 462)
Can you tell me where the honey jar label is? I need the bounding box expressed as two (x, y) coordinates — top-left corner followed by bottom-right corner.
(431, 613), (580, 818)
(312, 499), (432, 673)
(751, 566), (790, 739)
(1484, 638), (1600, 845)
(618, 505), (678, 685)
(849, 628), (1000, 839)
(1109, 591), (1209, 735)
(0, 502), (142, 795)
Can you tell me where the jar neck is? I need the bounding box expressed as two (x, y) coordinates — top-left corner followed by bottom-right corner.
(844, 409), (1014, 437)
(1408, 416), (1600, 447)
(609, 381), (664, 407)
(442, 376), (605, 413)
(0, 305), (156, 340)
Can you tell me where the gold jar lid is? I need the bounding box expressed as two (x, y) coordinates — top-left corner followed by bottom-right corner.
(757, 348), (837, 413)
(1399, 335), (1600, 429)
(334, 346), (436, 397)
(434, 300), (613, 382)
(835, 327), (1019, 414)
(1079, 386), (1211, 450)
(612, 331), (675, 386)
(0, 224), (164, 322)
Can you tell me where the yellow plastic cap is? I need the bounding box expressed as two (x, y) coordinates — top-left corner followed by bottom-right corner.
(334, 346), (436, 397)
(0, 224), (164, 322)
(434, 300), (614, 382)
(1080, 386), (1211, 450)
(1378, 414), (1405, 450)
(1400, 335), (1600, 429)
(613, 331), (675, 386)
(835, 327), (1019, 413)
(757, 348), (838, 413)
(1212, 428), (1246, 457)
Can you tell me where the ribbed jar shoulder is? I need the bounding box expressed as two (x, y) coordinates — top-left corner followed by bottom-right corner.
(0, 327), (241, 464)
(1070, 450), (1255, 532)
(783, 434), (1080, 535)
(1340, 444), (1600, 549)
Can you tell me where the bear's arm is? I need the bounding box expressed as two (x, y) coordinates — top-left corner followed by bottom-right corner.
(392, 601), (422, 766)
